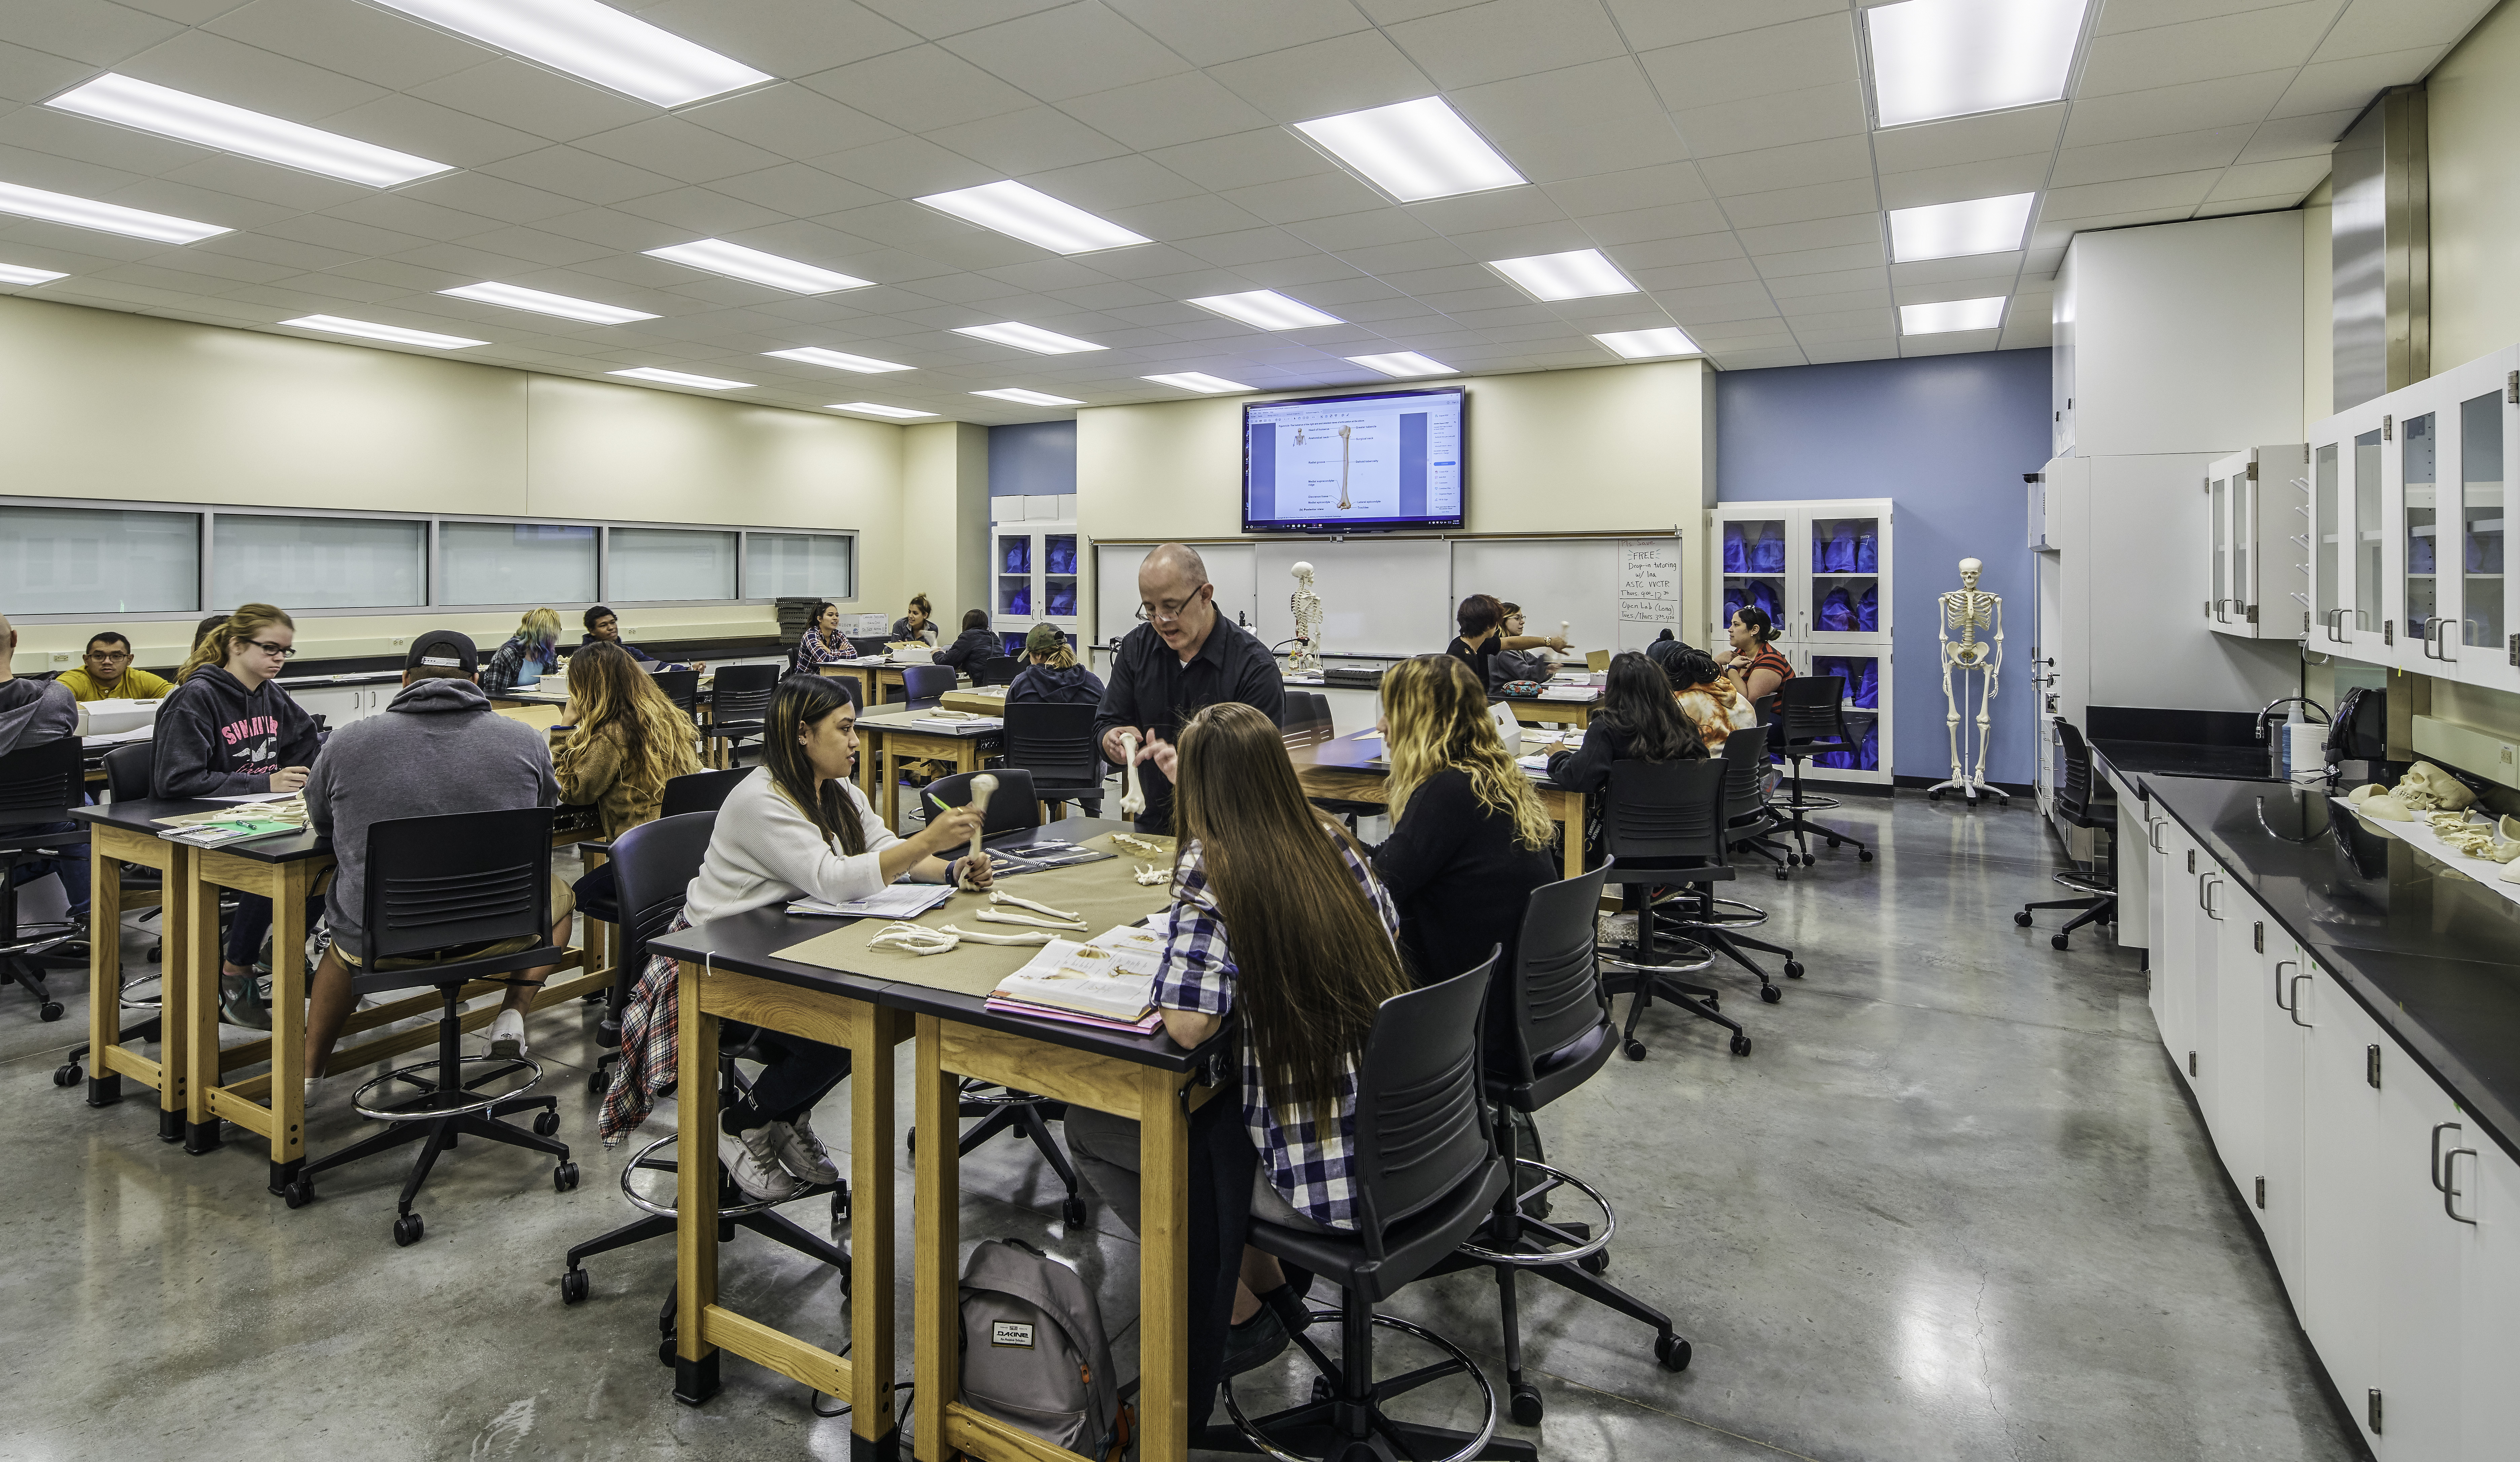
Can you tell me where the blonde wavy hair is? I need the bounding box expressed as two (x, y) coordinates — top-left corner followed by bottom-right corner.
(1380, 654), (1553, 849)
(563, 640), (700, 805)
(177, 603), (292, 683)
(511, 606), (563, 647)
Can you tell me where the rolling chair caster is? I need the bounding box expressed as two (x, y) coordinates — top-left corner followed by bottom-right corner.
(52, 1061), (78, 1087)
(555, 1161), (579, 1191)
(282, 1178), (315, 1209)
(1760, 984), (1781, 1004)
(1511, 1384), (1544, 1426)
(1784, 960), (1803, 979)
(38, 1000), (62, 1022)
(1623, 1039), (1647, 1061)
(2014, 910), (2034, 927)
(393, 1212), (425, 1247)
(1657, 1334), (1692, 1370)
(561, 1268), (590, 1304)
(1729, 1034), (1752, 1057)
(534, 1110), (561, 1137)
(2052, 933), (2071, 950)
(1578, 1249), (1609, 1276)
(1062, 1194), (1089, 1226)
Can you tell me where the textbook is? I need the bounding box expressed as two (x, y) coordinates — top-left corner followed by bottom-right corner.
(911, 715), (1002, 733)
(987, 925), (1164, 1025)
(159, 818), (302, 849)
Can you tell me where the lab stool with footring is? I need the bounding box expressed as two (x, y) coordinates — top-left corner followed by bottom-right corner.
(1767, 675), (1875, 867)
(583, 768), (749, 1095)
(1597, 759), (1756, 1059)
(1646, 728), (1804, 1007)
(2015, 716), (2117, 949)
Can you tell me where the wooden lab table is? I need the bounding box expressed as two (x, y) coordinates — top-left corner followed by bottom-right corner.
(853, 706), (1003, 832)
(1296, 727), (1590, 879)
(1492, 691), (1598, 729)
(68, 799), (193, 1139)
(649, 822), (1227, 1462)
(939, 686), (1008, 716)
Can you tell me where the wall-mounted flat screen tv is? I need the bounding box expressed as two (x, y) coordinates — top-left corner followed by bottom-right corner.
(1242, 387), (1465, 533)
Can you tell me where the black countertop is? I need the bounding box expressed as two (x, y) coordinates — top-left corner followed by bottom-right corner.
(2093, 738), (2287, 785)
(2139, 774), (2520, 1166)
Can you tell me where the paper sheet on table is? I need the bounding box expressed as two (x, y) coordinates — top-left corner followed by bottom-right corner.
(788, 882), (955, 919)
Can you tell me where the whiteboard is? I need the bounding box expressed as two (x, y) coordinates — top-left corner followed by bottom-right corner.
(1094, 541), (1256, 648)
(1446, 537), (1684, 655)
(1254, 539), (1451, 658)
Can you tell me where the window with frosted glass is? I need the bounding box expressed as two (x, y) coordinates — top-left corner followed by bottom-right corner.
(0, 505), (199, 615)
(744, 533), (854, 600)
(608, 528), (737, 601)
(439, 522), (597, 605)
(213, 514), (425, 611)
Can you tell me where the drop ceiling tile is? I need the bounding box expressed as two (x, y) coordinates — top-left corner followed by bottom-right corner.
(1205, 30), (1434, 125)
(113, 28), (394, 121)
(1047, 279), (1171, 311)
(2061, 70), (2296, 148)
(1790, 312), (1896, 339)
(320, 91), (553, 169)
(384, 239), (548, 280)
(2, 0), (186, 69)
(1763, 267), (1886, 300)
(1583, 200), (1730, 245)
(191, 230), (361, 272)
(1277, 208), (1438, 254)
(2270, 46), (2449, 118)
(452, 224), (617, 267)
(475, 146), (681, 207)
(1874, 153), (2055, 211)
(1692, 137), (1874, 199)
(2022, 245), (2067, 277)
(1144, 127), (1338, 193)
(1218, 170), (1389, 225)
(1870, 104), (2067, 174)
(2050, 126), (2257, 188)
(1099, 0), (1368, 68)
(1415, 284), (1534, 316)
(609, 184), (794, 235)
(574, 116), (791, 186)
(2313, 0), (2492, 60)
(1441, 220), (1595, 260)
(1385, 0), (1629, 90)
(1609, 233), (1748, 272)
(705, 161), (886, 218)
(1718, 178), (1879, 230)
(1801, 340), (1897, 363)
(2196, 190), (2308, 218)
(636, 0), (921, 76)
(1057, 69), (1275, 152)
(1541, 161), (1711, 216)
(682, 84), (903, 163)
(1648, 278), (1779, 317)
(2095, 0), (2319, 37)
(398, 170), (595, 227)
(2238, 109), (2357, 161)
(799, 44), (1036, 134)
(1670, 80), (1867, 159)
(323, 190), (508, 245)
(258, 211), (429, 256)
(974, 257), (1113, 293)
(1753, 239), (1885, 277)
(0, 103), (213, 177)
(1101, 193), (1268, 242)
(1502, 122), (1696, 186)
(317, 255), (460, 291)
(533, 206), (682, 251)
(1400, 185), (1568, 236)
(830, 198), (1041, 257)
(805, 134), (992, 198)
(2037, 170), (2223, 221)
(1020, 152), (1207, 210)
(0, 140), (144, 198)
(405, 59), (656, 144)
(1634, 258), (1761, 295)
(2204, 155), (2330, 201)
(924, 105), (1132, 175)
(1373, 262), (1500, 297)
(854, 0), (1073, 42)
(156, 153), (380, 212)
(1065, 241), (1226, 281)
(1244, 252), (1385, 289)
(0, 41), (96, 106)
(1174, 224), (1313, 267)
(1605, 0), (1843, 52)
(1442, 302), (1570, 331)
(1891, 251), (2025, 287)
(1735, 212), (1877, 255)
(941, 2), (1190, 102)
(2079, 4), (2339, 97)
(1637, 13), (1858, 113)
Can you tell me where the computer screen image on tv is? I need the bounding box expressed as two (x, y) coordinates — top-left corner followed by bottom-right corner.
(1243, 387), (1465, 532)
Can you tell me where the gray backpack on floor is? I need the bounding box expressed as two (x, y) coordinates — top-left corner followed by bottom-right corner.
(959, 1238), (1127, 1459)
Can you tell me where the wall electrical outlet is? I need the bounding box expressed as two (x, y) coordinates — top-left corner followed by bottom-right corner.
(48, 652), (72, 666)
(388, 637), (407, 651)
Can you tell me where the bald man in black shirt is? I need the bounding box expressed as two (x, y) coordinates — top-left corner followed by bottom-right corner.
(1091, 543), (1285, 832)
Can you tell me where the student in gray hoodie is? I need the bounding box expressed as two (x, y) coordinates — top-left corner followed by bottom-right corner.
(301, 630), (568, 1086)
(0, 614), (88, 917)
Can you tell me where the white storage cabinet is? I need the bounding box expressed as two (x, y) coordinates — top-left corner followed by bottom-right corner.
(2203, 444), (2310, 639)
(1708, 498), (1893, 785)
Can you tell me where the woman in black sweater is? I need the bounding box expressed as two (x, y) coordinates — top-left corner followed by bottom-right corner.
(1368, 654), (1559, 989)
(1545, 649), (1707, 794)
(934, 608), (1006, 674)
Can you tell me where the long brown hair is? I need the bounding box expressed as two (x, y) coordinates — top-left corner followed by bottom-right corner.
(1380, 654), (1553, 848)
(1598, 651), (1703, 761)
(763, 674), (866, 856)
(565, 640), (700, 805)
(1173, 702), (1409, 1117)
(178, 603), (292, 683)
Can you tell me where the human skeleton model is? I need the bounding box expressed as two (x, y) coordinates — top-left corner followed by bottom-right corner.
(1288, 560), (1324, 673)
(1294, 425), (1356, 510)
(1928, 557), (2010, 804)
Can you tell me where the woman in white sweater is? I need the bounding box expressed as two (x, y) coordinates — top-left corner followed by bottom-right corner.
(602, 674), (991, 1200)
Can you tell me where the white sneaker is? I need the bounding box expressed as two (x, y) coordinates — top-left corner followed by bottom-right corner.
(487, 1008), (526, 1059)
(765, 1114), (839, 1185)
(720, 1125), (805, 1202)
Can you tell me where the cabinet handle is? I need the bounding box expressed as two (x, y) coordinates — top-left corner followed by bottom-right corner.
(2149, 820), (2167, 853)
(2433, 1121), (2461, 1192)
(2273, 959), (2297, 1010)
(2203, 877), (2224, 920)
(2445, 1147), (2479, 1225)
(2288, 972), (2314, 1028)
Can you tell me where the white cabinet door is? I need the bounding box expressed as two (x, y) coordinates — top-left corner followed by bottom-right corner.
(2186, 864), (2228, 1115)
(2210, 897), (2270, 1206)
(2144, 809), (2172, 989)
(2154, 824), (2201, 1063)
(2419, 348), (2518, 690)
(2300, 965), (2386, 1452)
(2459, 1134), (2520, 1455)
(2309, 403), (2396, 664)
(2260, 943), (2311, 1292)
(282, 683), (361, 727)
(2373, 1055), (2468, 1460)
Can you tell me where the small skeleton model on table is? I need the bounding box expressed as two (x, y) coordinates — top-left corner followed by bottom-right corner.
(1287, 561), (1324, 673)
(1927, 557), (2009, 804)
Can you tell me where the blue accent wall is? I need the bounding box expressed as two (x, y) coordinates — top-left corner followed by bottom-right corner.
(988, 421), (1076, 497)
(1716, 349), (2048, 787)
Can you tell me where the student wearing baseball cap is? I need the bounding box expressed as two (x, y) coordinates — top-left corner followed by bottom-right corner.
(299, 629), (571, 1090)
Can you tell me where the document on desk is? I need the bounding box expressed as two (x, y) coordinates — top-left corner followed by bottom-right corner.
(788, 883), (955, 919)
(988, 926), (1163, 1029)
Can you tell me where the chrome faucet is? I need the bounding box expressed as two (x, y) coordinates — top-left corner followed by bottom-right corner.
(2255, 696), (2331, 743)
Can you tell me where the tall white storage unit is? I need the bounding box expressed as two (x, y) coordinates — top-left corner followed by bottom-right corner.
(989, 494), (1079, 658)
(1709, 498), (1892, 784)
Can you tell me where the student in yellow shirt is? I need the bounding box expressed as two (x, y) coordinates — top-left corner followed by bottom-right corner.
(56, 633), (172, 701)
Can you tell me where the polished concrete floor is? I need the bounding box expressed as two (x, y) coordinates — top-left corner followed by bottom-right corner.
(0, 796), (2363, 1461)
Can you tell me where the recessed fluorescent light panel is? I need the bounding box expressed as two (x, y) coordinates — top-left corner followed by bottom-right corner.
(953, 322), (1105, 355)
(645, 239), (871, 293)
(0, 262), (67, 286)
(972, 388), (1084, 407)
(610, 367), (751, 389)
(1868, 0), (2089, 129)
(766, 347), (913, 374)
(1348, 351), (1456, 378)
(1293, 97), (1526, 203)
(1185, 290), (1343, 330)
(1900, 297), (2008, 335)
(1593, 327), (1701, 359)
(914, 180), (1149, 255)
(1888, 193), (2036, 262)
(440, 281), (656, 324)
(282, 315), (486, 349)
(47, 74), (451, 187)
(1486, 248), (1636, 302)
(0, 180), (226, 243)
(1143, 372), (1252, 394)
(364, 0), (771, 108)
(828, 402), (934, 418)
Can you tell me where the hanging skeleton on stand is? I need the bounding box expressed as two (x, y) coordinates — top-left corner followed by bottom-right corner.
(1287, 560), (1323, 673)
(1928, 557), (2009, 804)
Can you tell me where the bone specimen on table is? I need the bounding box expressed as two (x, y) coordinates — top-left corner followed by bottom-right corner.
(975, 907), (1089, 931)
(937, 924), (1054, 946)
(868, 922), (959, 955)
(989, 889), (1080, 921)
(1133, 862), (1168, 885)
(960, 773), (997, 887)
(1109, 831), (1164, 855)
(1117, 730), (1145, 820)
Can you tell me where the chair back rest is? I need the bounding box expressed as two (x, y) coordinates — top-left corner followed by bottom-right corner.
(1775, 674), (1845, 751)
(1280, 690), (1335, 751)
(708, 664), (779, 724)
(1354, 952), (1498, 1237)
(2054, 716), (2096, 821)
(1499, 863), (1613, 1088)
(972, 657), (1023, 687)
(0, 738), (83, 827)
(661, 767), (750, 819)
(610, 810), (716, 977)
(652, 668), (701, 717)
(1003, 701), (1101, 791)
(899, 664), (957, 702)
(921, 768), (1042, 836)
(1720, 725), (1769, 818)
(849, 635), (891, 658)
(361, 807), (554, 963)
(1601, 758), (1729, 866)
(102, 741), (155, 802)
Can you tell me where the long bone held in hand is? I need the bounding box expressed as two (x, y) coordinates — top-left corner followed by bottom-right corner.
(990, 889), (1080, 921)
(1117, 730), (1145, 820)
(958, 773), (997, 888)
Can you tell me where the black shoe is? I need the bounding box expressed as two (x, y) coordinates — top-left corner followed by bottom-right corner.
(1223, 1300), (1290, 1376)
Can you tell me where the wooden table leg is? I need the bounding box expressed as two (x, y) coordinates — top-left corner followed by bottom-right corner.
(84, 844), (126, 1108)
(265, 863), (309, 1195)
(1138, 1064), (1191, 1462)
(181, 857), (225, 1155)
(154, 845), (193, 1139)
(912, 1014), (960, 1460)
(674, 959), (723, 1406)
(1558, 791), (1583, 880)
(852, 1005), (901, 1454)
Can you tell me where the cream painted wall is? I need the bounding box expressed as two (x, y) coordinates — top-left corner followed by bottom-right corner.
(2302, 176), (2333, 430)
(898, 420), (992, 630)
(0, 293), (914, 667)
(2429, 0), (2520, 373)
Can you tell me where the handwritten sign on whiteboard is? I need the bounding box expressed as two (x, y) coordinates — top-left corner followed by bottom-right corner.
(1617, 539), (1681, 636)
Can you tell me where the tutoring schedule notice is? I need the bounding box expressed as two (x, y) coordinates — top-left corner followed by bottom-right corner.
(1246, 392), (1463, 528)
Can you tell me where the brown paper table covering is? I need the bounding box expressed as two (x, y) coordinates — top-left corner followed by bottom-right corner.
(771, 832), (1178, 998)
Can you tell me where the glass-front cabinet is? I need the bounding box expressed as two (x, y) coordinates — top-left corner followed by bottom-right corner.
(2203, 444), (2308, 640)
(1708, 498), (1893, 785)
(988, 509), (1081, 659)
(2309, 397), (2396, 666)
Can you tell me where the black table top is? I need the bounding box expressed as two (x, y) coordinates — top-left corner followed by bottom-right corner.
(2094, 738), (2288, 786)
(1300, 727), (1575, 794)
(2141, 774), (2520, 1167)
(650, 819), (1230, 1075)
(72, 795), (330, 862)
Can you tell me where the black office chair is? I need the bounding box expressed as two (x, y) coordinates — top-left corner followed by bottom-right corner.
(2017, 717), (2116, 949)
(652, 668), (702, 725)
(1285, 690), (1378, 832)
(1209, 956), (1533, 1462)
(660, 767), (751, 819)
(1719, 726), (1793, 880)
(53, 743), (166, 1087)
(698, 664), (778, 767)
(562, 811), (850, 1344)
(1597, 759), (1753, 1059)
(1425, 864), (1691, 1425)
(1002, 700), (1102, 818)
(285, 807), (575, 1244)
(918, 767), (1042, 836)
(0, 738), (89, 1023)
(1766, 675), (1874, 867)
(898, 664), (955, 703)
(581, 770), (756, 1083)
(848, 635), (891, 658)
(971, 656), (1022, 687)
